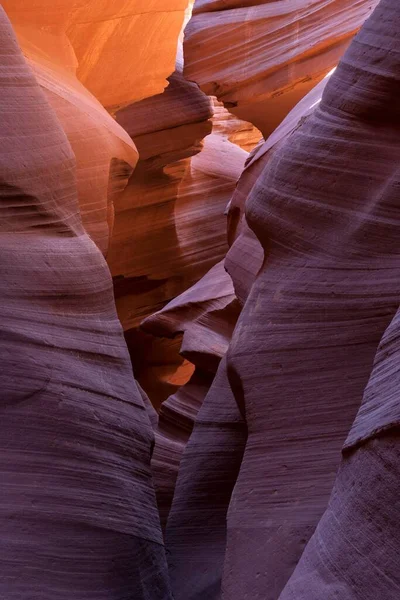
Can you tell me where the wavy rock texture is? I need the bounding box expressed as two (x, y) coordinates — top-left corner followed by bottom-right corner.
(223, 1), (400, 597)
(2, 2), (192, 256)
(165, 355), (246, 600)
(142, 260), (240, 527)
(108, 61), (213, 336)
(161, 65), (336, 600)
(0, 12), (139, 256)
(279, 431), (400, 600)
(212, 98), (262, 153)
(277, 2), (400, 596)
(225, 72), (332, 303)
(108, 63), (248, 400)
(27, 46), (137, 256)
(0, 10), (171, 598)
(184, 0), (379, 136)
(3, 0), (189, 110)
(280, 312), (400, 600)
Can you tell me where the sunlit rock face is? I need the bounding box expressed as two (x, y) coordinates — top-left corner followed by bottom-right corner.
(184, 0), (379, 136)
(0, 8), (172, 598)
(1, 1), (256, 408)
(28, 57), (138, 256)
(1, 2), (192, 255)
(108, 63), (214, 333)
(212, 98), (262, 153)
(3, 0), (190, 109)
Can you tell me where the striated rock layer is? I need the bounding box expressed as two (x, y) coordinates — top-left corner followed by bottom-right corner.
(166, 354), (246, 600)
(109, 60), (214, 333)
(184, 0), (379, 136)
(163, 1), (400, 599)
(223, 0), (400, 597)
(29, 55), (137, 256)
(109, 62), (247, 330)
(163, 63), (333, 600)
(280, 308), (400, 600)
(0, 10), (171, 598)
(278, 1), (400, 597)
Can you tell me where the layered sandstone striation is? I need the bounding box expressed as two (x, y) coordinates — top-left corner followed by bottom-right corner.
(108, 60), (214, 334)
(280, 312), (400, 600)
(163, 66), (333, 600)
(0, 9), (171, 598)
(184, 0), (379, 136)
(278, 2), (400, 597)
(27, 58), (138, 256)
(163, 2), (400, 599)
(222, 0), (400, 596)
(3, 2), (400, 600)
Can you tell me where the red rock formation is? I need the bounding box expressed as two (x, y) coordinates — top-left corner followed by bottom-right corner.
(0, 16), (139, 256)
(3, 0), (189, 110)
(142, 260), (239, 527)
(167, 4), (400, 598)
(109, 63), (248, 329)
(2, 2), (192, 256)
(108, 63), (248, 402)
(212, 98), (262, 153)
(0, 10), (171, 598)
(222, 0), (400, 596)
(184, 0), (379, 136)
(3, 2), (399, 600)
(30, 56), (137, 256)
(108, 62), (214, 335)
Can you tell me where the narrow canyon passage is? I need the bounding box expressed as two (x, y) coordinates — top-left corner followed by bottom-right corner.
(0, 1), (399, 599)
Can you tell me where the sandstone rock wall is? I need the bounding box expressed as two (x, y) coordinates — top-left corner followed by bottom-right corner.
(2, 1), (192, 257)
(161, 3), (400, 600)
(159, 68), (331, 600)
(0, 9), (172, 597)
(142, 260), (239, 527)
(107, 59), (250, 399)
(185, 1), (399, 597)
(2, 1), (400, 599)
(3, 0), (189, 109)
(184, 0), (379, 136)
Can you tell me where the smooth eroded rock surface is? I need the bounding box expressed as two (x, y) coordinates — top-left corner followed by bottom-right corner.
(3, 0), (190, 109)
(0, 10), (171, 598)
(184, 0), (379, 135)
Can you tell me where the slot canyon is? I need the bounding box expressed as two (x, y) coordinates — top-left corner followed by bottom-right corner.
(0, 1), (399, 598)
